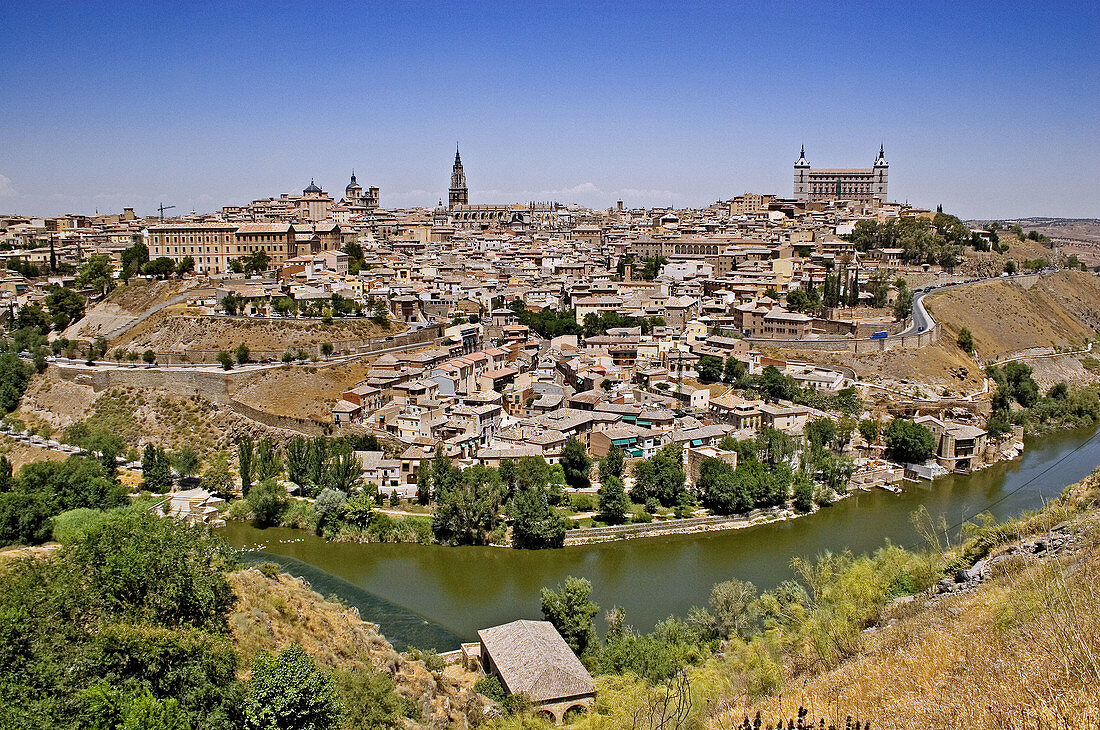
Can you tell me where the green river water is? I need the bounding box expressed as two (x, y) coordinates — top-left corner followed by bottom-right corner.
(222, 426), (1100, 650)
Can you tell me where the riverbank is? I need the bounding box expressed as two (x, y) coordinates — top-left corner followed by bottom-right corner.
(219, 425), (1100, 643)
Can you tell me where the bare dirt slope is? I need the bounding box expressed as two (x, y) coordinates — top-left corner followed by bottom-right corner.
(113, 311), (396, 353)
(764, 341), (984, 398)
(65, 279), (198, 341)
(0, 436), (67, 470)
(924, 271), (1100, 358)
(14, 371), (301, 458)
(231, 359), (373, 421)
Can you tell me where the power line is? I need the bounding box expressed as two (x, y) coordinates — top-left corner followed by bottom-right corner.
(945, 427), (1100, 534)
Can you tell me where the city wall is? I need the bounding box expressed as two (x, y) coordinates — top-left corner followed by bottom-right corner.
(747, 322), (940, 353)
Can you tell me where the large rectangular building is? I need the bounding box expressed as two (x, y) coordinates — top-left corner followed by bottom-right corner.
(793, 145), (888, 205)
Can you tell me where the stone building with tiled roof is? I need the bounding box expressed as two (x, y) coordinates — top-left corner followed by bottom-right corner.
(475, 620), (595, 722)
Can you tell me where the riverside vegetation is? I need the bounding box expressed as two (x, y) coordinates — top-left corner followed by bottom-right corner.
(484, 463), (1100, 730)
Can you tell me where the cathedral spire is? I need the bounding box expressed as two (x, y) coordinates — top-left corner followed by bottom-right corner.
(449, 144), (468, 208)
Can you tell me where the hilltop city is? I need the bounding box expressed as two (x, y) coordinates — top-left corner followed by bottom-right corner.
(3, 143), (1100, 728)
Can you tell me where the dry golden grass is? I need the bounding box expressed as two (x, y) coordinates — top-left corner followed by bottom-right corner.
(113, 312), (399, 353)
(230, 359), (374, 420)
(0, 435), (67, 470)
(925, 271), (1100, 358)
(227, 568), (399, 673)
(711, 529), (1100, 730)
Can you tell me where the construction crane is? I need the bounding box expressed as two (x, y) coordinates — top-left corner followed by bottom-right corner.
(157, 203), (176, 221)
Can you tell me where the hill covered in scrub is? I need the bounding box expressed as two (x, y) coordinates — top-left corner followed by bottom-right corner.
(0, 507), (486, 730)
(924, 271), (1100, 358)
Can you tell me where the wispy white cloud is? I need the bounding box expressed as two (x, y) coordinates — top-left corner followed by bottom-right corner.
(0, 174), (16, 197)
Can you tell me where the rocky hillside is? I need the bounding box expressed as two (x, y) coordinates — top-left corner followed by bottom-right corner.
(112, 310), (397, 354)
(925, 271), (1100, 358)
(711, 468), (1100, 730)
(229, 568), (486, 729)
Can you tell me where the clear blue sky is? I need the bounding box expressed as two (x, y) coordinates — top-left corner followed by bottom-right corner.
(1, 1), (1097, 219)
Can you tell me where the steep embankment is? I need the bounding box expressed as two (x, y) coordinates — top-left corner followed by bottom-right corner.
(229, 568), (484, 729)
(712, 469), (1100, 730)
(925, 271), (1100, 358)
(112, 311), (397, 354)
(231, 359), (373, 421)
(64, 279), (198, 341)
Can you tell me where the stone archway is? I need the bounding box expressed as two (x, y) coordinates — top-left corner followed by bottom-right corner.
(535, 709), (557, 723)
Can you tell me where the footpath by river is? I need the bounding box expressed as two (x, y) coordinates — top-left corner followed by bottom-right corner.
(222, 426), (1100, 650)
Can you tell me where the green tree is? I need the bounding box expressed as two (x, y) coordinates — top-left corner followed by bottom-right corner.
(284, 436), (310, 487)
(696, 355), (723, 384)
(254, 439), (283, 482)
(540, 576), (599, 656)
(858, 418), (880, 445)
(511, 486), (568, 549)
(325, 451), (362, 493)
(630, 443), (685, 507)
(120, 241), (150, 280)
(76, 254), (116, 295)
(234, 343), (251, 365)
(893, 282), (913, 321)
(172, 446), (201, 481)
(560, 437), (590, 490)
(598, 445), (625, 484)
(596, 475), (628, 525)
(883, 418), (936, 464)
(320, 342), (334, 358)
(216, 351), (233, 370)
(791, 471), (814, 512)
(957, 327), (975, 354)
(201, 451), (235, 497)
(143, 257), (178, 279)
(313, 488), (349, 536)
(246, 478), (288, 527)
(238, 435), (255, 495)
(431, 465), (503, 546)
(142, 443), (173, 492)
(723, 356), (747, 386)
(143, 349), (157, 364)
(45, 286), (86, 331)
(245, 644), (339, 730)
(0, 352), (32, 413)
(175, 256), (195, 277)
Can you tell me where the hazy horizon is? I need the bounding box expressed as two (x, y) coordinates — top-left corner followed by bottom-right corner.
(2, 2), (1097, 220)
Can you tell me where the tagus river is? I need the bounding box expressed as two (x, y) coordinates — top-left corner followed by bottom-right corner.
(222, 427), (1100, 650)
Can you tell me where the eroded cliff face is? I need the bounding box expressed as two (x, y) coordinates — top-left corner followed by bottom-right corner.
(228, 569), (487, 729)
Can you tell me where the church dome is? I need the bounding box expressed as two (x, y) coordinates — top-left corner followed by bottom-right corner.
(304, 179), (322, 193)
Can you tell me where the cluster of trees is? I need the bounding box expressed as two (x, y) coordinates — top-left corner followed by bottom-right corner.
(696, 355), (749, 387)
(228, 250), (271, 275)
(0, 455), (127, 545)
(417, 448), (576, 549)
(747, 366), (863, 416)
(986, 362), (1100, 437)
(117, 242), (194, 281)
(695, 426), (850, 516)
(581, 310), (667, 338)
(342, 241), (369, 274)
(0, 505), (418, 730)
(614, 254), (668, 281)
(508, 301), (582, 338)
(844, 212), (981, 268)
(883, 418), (936, 464)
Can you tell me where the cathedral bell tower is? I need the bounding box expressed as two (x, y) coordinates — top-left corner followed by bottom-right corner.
(448, 146), (469, 208)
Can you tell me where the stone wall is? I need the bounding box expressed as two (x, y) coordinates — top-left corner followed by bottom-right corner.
(746, 322), (940, 353)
